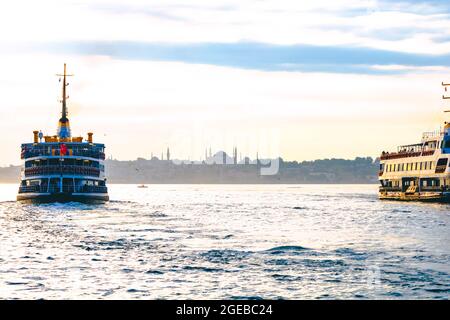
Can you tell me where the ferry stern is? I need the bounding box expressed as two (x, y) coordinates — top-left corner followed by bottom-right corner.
(16, 64), (109, 203)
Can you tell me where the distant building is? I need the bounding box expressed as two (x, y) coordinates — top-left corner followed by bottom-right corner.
(205, 151), (234, 164)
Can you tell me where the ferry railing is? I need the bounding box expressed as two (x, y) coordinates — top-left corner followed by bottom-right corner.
(18, 185), (47, 193)
(21, 149), (105, 160)
(422, 131), (442, 140)
(379, 186), (401, 192)
(24, 165), (100, 177)
(420, 186), (448, 192)
(19, 185), (108, 194)
(75, 185), (108, 193)
(380, 150), (435, 161)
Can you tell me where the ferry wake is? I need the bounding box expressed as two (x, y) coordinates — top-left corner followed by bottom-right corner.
(16, 64), (109, 203)
(378, 83), (450, 202)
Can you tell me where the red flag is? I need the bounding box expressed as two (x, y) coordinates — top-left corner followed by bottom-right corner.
(60, 143), (67, 156)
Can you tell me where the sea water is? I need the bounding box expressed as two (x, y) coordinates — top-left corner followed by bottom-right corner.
(0, 184), (449, 299)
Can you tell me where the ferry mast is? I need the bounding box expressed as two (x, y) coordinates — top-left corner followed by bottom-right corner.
(56, 63), (73, 139)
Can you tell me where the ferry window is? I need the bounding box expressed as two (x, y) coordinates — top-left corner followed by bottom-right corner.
(437, 158), (448, 167)
(444, 139), (450, 149)
(27, 179), (41, 186)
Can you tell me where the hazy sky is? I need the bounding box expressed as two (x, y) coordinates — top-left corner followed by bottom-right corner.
(1, 0), (450, 165)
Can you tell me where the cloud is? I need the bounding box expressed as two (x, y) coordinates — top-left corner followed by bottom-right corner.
(1, 0), (450, 54)
(1, 1), (450, 165)
(31, 41), (450, 74)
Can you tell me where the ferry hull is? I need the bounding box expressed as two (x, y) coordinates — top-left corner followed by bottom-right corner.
(17, 192), (109, 203)
(379, 191), (450, 203)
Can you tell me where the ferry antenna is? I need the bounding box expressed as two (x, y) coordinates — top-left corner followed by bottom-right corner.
(56, 63), (74, 120)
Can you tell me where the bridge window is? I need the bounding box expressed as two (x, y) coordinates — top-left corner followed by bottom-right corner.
(444, 139), (450, 149)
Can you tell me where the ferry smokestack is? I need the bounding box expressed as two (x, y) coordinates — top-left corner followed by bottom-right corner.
(87, 132), (93, 143)
(33, 131), (39, 144)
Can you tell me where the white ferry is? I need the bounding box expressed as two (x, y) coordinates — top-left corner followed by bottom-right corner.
(17, 64), (109, 203)
(378, 84), (450, 202)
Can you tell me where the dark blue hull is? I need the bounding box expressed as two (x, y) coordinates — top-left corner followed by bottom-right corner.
(17, 192), (109, 203)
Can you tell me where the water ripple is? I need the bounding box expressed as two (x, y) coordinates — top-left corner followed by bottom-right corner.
(0, 184), (449, 299)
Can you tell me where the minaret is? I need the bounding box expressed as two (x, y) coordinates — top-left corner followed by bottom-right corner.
(56, 63), (73, 139)
(167, 147), (170, 161)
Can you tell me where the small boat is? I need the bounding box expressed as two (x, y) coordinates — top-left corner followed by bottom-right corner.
(17, 64), (109, 203)
(137, 184), (148, 188)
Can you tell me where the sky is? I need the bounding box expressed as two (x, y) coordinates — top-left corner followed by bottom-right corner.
(1, 0), (450, 165)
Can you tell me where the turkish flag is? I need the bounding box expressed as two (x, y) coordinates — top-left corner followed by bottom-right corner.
(60, 143), (67, 156)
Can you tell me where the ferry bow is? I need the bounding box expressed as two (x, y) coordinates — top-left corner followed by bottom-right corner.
(378, 83), (450, 202)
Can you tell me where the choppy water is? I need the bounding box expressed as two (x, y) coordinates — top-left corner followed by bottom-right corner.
(0, 184), (449, 299)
